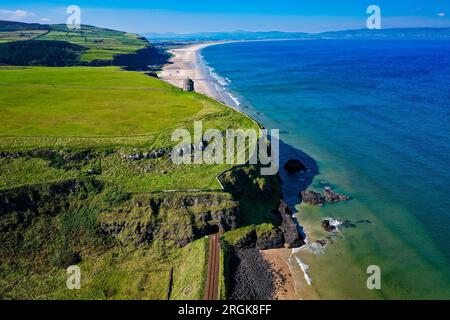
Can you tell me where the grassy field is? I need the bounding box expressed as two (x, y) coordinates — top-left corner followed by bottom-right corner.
(0, 66), (202, 136)
(0, 30), (48, 43)
(0, 40), (265, 300)
(37, 25), (148, 62)
(0, 182), (212, 300)
(0, 66), (257, 192)
(0, 23), (149, 62)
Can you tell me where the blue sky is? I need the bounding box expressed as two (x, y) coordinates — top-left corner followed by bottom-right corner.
(0, 1), (449, 33)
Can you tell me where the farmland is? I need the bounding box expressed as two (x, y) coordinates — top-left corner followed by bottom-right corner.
(37, 25), (148, 62)
(0, 64), (260, 299)
(0, 66), (256, 192)
(0, 20), (277, 301)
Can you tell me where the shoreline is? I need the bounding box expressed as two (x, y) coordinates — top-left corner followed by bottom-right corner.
(160, 41), (301, 300)
(260, 248), (299, 300)
(159, 41), (241, 109)
(158, 38), (450, 300)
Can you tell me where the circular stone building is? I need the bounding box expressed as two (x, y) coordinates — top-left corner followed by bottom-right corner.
(183, 77), (195, 92)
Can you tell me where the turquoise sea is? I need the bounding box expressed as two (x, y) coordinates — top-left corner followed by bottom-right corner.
(201, 40), (450, 299)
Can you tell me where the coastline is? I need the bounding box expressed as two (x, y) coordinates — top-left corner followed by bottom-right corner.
(160, 41), (301, 300)
(260, 248), (299, 300)
(159, 41), (242, 109)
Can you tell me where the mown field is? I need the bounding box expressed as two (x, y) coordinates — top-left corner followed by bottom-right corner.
(0, 66), (257, 192)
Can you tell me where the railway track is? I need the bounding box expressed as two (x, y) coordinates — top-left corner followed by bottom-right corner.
(204, 233), (220, 300)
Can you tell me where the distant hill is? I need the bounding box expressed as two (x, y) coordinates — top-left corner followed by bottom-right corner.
(145, 30), (310, 41)
(318, 28), (450, 39)
(0, 20), (49, 32)
(0, 40), (85, 66)
(0, 20), (168, 69)
(145, 28), (450, 41)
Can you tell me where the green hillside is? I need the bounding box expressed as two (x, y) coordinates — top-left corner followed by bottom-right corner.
(0, 66), (256, 192)
(38, 24), (148, 62)
(0, 21), (271, 300)
(0, 21), (166, 66)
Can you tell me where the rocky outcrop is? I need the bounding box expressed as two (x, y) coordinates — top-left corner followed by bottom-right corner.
(231, 228), (258, 249)
(0, 151), (22, 159)
(321, 219), (338, 232)
(255, 228), (284, 250)
(121, 148), (168, 161)
(300, 190), (325, 206)
(277, 201), (305, 248)
(283, 159), (307, 173)
(0, 179), (103, 217)
(323, 187), (350, 203)
(99, 192), (239, 247)
(226, 226), (285, 250)
(301, 187), (350, 206)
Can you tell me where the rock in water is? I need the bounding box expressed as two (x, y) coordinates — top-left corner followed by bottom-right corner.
(278, 201), (305, 248)
(283, 159), (307, 173)
(323, 187), (350, 203)
(300, 190), (325, 206)
(321, 219), (337, 232)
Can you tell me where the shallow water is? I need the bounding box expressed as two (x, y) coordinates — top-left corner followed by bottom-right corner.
(202, 39), (450, 299)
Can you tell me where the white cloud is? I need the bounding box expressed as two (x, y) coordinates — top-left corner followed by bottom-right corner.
(0, 9), (35, 21)
(437, 12), (446, 17)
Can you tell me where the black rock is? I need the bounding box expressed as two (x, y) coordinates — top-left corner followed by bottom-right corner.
(323, 187), (350, 203)
(278, 201), (305, 248)
(255, 228), (284, 250)
(229, 248), (276, 300)
(284, 159), (307, 173)
(321, 219), (337, 232)
(300, 190), (325, 206)
(232, 229), (257, 249)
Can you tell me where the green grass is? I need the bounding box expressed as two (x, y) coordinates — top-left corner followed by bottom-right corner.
(0, 54), (262, 300)
(0, 66), (257, 192)
(36, 25), (147, 62)
(170, 237), (209, 300)
(0, 184), (218, 300)
(0, 30), (48, 43)
(0, 66), (202, 136)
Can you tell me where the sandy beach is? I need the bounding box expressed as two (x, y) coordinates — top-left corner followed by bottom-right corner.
(159, 43), (221, 97)
(159, 42), (241, 107)
(261, 248), (299, 300)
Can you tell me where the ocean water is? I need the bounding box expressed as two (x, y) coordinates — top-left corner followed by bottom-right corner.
(201, 40), (450, 299)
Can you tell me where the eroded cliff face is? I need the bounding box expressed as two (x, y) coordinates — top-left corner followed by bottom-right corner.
(99, 192), (239, 247)
(0, 179), (103, 217)
(0, 180), (239, 250)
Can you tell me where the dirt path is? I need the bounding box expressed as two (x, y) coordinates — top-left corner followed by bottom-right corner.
(204, 233), (220, 300)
